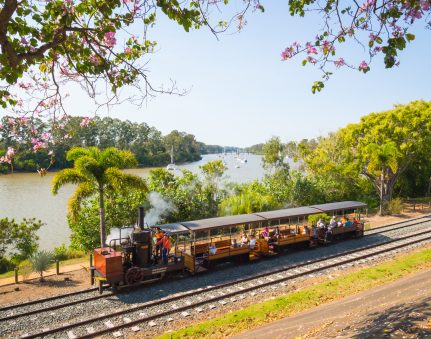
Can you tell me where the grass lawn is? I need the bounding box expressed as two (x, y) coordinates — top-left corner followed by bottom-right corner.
(157, 247), (431, 339)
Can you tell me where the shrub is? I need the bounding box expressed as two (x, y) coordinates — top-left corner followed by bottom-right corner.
(53, 244), (68, 261)
(387, 198), (403, 215)
(30, 250), (53, 282)
(0, 257), (15, 274)
(54, 244), (86, 261)
(308, 213), (330, 226)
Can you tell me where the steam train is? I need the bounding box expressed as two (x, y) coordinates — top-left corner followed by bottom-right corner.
(92, 201), (366, 293)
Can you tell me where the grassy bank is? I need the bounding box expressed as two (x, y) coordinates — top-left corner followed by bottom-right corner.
(157, 247), (431, 339)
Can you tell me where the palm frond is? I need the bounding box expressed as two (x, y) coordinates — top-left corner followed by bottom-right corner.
(68, 182), (97, 221)
(74, 156), (101, 180)
(105, 167), (147, 192)
(66, 147), (96, 162)
(100, 148), (137, 169)
(51, 169), (87, 195)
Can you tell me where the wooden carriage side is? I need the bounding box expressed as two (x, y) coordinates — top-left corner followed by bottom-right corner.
(153, 201), (367, 273)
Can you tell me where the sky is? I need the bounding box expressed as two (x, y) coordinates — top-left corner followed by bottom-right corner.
(62, 2), (431, 147)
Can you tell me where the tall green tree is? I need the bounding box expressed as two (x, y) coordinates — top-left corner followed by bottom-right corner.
(262, 136), (287, 173)
(51, 147), (147, 247)
(301, 101), (431, 214)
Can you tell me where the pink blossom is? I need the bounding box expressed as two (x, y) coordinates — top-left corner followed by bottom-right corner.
(89, 55), (102, 65)
(6, 147), (15, 157)
(306, 43), (318, 55)
(48, 150), (54, 156)
(421, 0), (430, 11)
(321, 40), (334, 54)
(18, 82), (32, 89)
(124, 47), (133, 55)
(0, 123), (3, 129)
(20, 116), (28, 124)
(80, 117), (91, 128)
(307, 56), (318, 64)
(103, 32), (117, 48)
(8, 118), (15, 125)
(41, 132), (51, 141)
(20, 36), (29, 45)
(358, 60), (369, 71)
(334, 58), (345, 68)
(281, 47), (293, 60)
(0, 156), (11, 164)
(31, 138), (47, 152)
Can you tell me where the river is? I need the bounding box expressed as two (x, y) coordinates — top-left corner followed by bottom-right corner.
(0, 153), (266, 250)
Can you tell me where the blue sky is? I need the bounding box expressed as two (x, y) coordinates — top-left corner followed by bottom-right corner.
(69, 2), (431, 146)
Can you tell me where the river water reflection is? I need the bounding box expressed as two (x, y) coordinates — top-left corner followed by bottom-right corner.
(0, 154), (266, 250)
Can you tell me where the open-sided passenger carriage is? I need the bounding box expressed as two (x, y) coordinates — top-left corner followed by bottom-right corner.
(92, 201), (366, 292)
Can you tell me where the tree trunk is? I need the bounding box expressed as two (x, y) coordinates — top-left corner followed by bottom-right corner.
(99, 187), (107, 247)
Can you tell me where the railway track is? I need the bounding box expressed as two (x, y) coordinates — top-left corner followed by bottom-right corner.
(0, 217), (430, 323)
(1, 215), (429, 323)
(1, 218), (431, 338)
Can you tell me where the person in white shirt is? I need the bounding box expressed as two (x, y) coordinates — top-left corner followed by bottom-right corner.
(249, 235), (257, 249)
(209, 243), (217, 255)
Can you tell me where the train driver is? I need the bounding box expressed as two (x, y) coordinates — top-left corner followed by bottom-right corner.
(154, 227), (164, 259)
(156, 232), (171, 264)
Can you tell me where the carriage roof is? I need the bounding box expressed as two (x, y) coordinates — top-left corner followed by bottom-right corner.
(254, 206), (321, 220)
(311, 201), (367, 213)
(154, 201), (367, 234)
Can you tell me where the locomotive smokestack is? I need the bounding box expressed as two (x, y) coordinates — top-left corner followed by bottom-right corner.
(138, 205), (145, 229)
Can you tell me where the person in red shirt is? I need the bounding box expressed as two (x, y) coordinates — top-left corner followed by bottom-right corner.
(156, 232), (171, 264)
(154, 228), (164, 259)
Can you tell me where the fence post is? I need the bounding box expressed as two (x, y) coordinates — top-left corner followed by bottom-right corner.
(90, 254), (93, 267)
(56, 260), (60, 275)
(14, 268), (19, 284)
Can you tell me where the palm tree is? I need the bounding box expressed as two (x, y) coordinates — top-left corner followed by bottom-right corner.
(365, 142), (399, 215)
(52, 147), (147, 247)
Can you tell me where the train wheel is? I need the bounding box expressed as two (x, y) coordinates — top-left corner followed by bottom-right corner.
(125, 267), (143, 285)
(98, 280), (103, 294)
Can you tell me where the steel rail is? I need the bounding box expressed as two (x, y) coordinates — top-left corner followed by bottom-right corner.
(19, 228), (431, 339)
(2, 217), (430, 322)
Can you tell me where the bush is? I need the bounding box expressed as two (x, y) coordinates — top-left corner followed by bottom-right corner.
(308, 213), (330, 226)
(30, 250), (53, 282)
(0, 257), (15, 274)
(53, 244), (85, 261)
(387, 198), (403, 215)
(53, 244), (68, 261)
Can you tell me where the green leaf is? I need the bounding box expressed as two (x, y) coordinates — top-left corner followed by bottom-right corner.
(406, 33), (415, 42)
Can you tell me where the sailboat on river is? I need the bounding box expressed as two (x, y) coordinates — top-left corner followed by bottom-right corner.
(166, 146), (176, 171)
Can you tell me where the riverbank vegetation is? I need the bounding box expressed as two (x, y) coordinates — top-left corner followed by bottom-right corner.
(0, 115), (231, 173)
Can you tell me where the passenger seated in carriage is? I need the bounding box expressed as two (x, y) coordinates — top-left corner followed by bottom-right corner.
(249, 235), (257, 249)
(344, 217), (353, 227)
(317, 218), (326, 229)
(209, 243), (217, 255)
(329, 216), (338, 228)
(262, 226), (270, 238)
(231, 238), (239, 248)
(241, 233), (249, 246)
